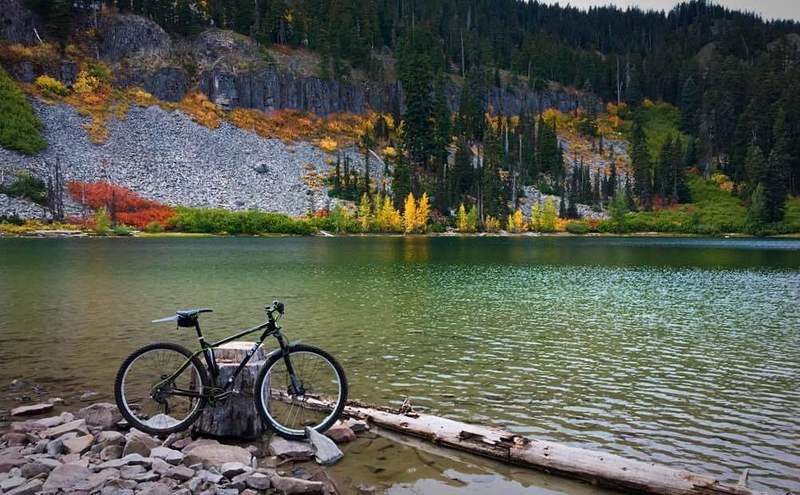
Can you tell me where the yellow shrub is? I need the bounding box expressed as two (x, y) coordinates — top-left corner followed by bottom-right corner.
(319, 137), (338, 153)
(125, 87), (159, 107)
(35, 75), (68, 97)
(82, 115), (109, 144)
(484, 216), (500, 232)
(178, 91), (221, 129)
(642, 98), (655, 109)
(73, 71), (101, 94)
(383, 146), (398, 158)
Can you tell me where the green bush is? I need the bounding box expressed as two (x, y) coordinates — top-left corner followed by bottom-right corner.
(0, 67), (46, 154)
(112, 225), (134, 236)
(171, 207), (316, 235)
(94, 207), (111, 235)
(144, 221), (164, 233)
(0, 171), (48, 205)
(565, 222), (589, 234)
(783, 197), (800, 233)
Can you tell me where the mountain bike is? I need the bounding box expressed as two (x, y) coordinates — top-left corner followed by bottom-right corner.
(114, 301), (348, 440)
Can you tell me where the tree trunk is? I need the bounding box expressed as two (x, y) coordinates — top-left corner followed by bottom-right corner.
(192, 342), (268, 440)
(287, 397), (763, 495)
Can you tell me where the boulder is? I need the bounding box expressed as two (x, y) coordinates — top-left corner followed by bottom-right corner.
(220, 461), (251, 478)
(77, 403), (121, 429)
(268, 436), (314, 461)
(20, 458), (60, 478)
(270, 475), (324, 494)
(2, 432), (28, 446)
(0, 476), (26, 492)
(98, 13), (171, 62)
(32, 412), (73, 429)
(325, 422), (357, 443)
(10, 402), (53, 417)
(96, 430), (125, 446)
(166, 464), (194, 481)
(100, 444), (123, 461)
(4, 478), (43, 495)
(42, 419), (87, 439)
(138, 481), (173, 495)
(182, 439), (253, 469)
(0, 452), (26, 473)
(94, 453), (152, 470)
(45, 438), (65, 456)
(306, 427), (343, 465)
(123, 429), (159, 457)
(245, 472), (271, 490)
(42, 463), (92, 491)
(150, 446), (184, 465)
(63, 433), (94, 454)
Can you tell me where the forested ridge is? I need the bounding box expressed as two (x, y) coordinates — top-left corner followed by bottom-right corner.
(7, 0), (800, 234)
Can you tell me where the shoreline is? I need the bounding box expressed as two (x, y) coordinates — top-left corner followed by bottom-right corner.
(2, 230), (799, 240)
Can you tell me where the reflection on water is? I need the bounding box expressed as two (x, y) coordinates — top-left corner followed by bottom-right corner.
(1, 236), (799, 493)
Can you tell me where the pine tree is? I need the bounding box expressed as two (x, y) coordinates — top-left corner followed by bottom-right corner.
(432, 77), (452, 211)
(398, 29), (434, 167)
(457, 66), (485, 142)
(746, 183), (768, 228)
(392, 156), (411, 210)
(630, 117), (652, 210)
(679, 75), (700, 134)
(744, 144), (766, 191)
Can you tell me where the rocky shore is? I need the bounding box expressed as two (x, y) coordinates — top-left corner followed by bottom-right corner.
(0, 401), (365, 495)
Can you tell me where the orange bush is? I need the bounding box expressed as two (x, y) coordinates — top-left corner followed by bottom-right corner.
(67, 181), (175, 229)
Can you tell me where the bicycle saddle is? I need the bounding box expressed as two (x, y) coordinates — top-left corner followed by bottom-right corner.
(152, 308), (213, 324)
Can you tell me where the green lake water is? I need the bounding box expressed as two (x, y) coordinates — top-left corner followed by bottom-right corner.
(1, 236), (798, 493)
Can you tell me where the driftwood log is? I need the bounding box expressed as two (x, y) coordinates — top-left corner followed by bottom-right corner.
(279, 395), (764, 495)
(193, 342), (267, 440)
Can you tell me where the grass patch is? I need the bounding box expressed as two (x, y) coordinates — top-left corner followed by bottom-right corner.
(0, 66), (46, 154)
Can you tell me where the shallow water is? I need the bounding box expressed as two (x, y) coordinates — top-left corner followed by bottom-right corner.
(1, 236), (798, 492)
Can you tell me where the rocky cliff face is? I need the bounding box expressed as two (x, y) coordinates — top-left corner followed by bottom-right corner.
(0, 102), (375, 216)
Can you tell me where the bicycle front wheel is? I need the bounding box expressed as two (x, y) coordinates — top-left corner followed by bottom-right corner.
(255, 344), (348, 440)
(114, 342), (208, 436)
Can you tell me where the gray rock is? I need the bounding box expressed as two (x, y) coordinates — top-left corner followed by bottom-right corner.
(76, 403), (121, 429)
(100, 444), (124, 461)
(220, 461), (250, 478)
(3, 478), (43, 495)
(245, 472), (271, 490)
(79, 391), (100, 401)
(101, 488), (134, 495)
(0, 452), (26, 473)
(166, 464), (194, 481)
(42, 419), (87, 439)
(0, 476), (26, 491)
(45, 438), (65, 456)
(63, 433), (94, 454)
(197, 469), (223, 484)
(137, 481), (173, 495)
(42, 463), (91, 491)
(183, 439), (253, 469)
(150, 446), (184, 465)
(0, 0), (40, 44)
(19, 458), (59, 478)
(9, 403), (53, 417)
(99, 13), (171, 62)
(123, 429), (159, 457)
(31, 412), (73, 430)
(306, 427), (343, 465)
(270, 474), (324, 494)
(268, 436), (314, 461)
(97, 430), (126, 446)
(94, 453), (152, 470)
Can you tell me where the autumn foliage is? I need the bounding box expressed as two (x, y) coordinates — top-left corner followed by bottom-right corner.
(67, 181), (175, 229)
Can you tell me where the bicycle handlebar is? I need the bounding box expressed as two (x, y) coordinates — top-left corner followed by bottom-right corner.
(266, 300), (285, 319)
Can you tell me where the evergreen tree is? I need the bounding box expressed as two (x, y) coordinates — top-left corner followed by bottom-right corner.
(630, 117), (652, 210)
(398, 29), (434, 167)
(679, 75), (700, 134)
(432, 76), (452, 211)
(392, 156), (412, 211)
(456, 66), (485, 142)
(746, 183), (768, 228)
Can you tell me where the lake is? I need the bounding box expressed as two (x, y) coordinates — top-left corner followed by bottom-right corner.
(0, 236), (798, 492)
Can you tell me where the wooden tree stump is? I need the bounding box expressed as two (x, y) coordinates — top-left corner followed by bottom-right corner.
(193, 342), (268, 440)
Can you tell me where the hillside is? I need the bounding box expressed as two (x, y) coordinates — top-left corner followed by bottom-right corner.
(1, 0), (799, 236)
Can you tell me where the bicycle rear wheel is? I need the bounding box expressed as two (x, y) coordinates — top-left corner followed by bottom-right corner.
(114, 342), (209, 436)
(255, 344), (348, 440)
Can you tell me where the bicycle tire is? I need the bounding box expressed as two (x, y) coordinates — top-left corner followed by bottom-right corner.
(255, 344), (348, 440)
(114, 342), (209, 436)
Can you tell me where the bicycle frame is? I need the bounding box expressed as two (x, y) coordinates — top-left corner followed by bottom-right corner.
(155, 316), (298, 401)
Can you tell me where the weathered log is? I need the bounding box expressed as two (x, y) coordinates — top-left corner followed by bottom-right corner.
(271, 393), (764, 495)
(192, 342), (267, 440)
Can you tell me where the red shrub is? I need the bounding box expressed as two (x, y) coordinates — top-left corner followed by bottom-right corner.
(67, 181), (175, 229)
